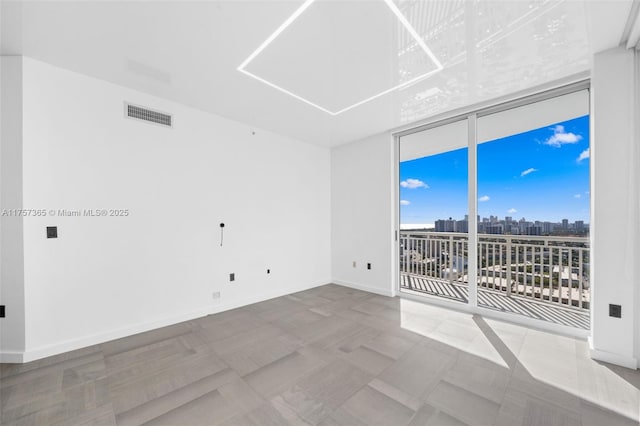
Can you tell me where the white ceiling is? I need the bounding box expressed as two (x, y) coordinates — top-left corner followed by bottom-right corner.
(0, 0), (634, 147)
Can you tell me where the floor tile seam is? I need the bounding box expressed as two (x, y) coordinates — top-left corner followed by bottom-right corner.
(0, 351), (106, 385)
(347, 344), (397, 366)
(225, 343), (307, 378)
(1, 376), (75, 414)
(1, 382), (114, 424)
(105, 347), (202, 376)
(242, 350), (332, 402)
(210, 335), (288, 359)
(140, 385), (226, 425)
(114, 368), (238, 425)
(106, 352), (230, 393)
(49, 403), (117, 426)
(102, 330), (196, 359)
(240, 350), (305, 383)
(439, 369), (513, 408)
(367, 337), (425, 381)
(425, 379), (502, 425)
(502, 377), (584, 417)
(106, 346), (223, 377)
(577, 395), (640, 423)
(310, 374), (376, 426)
(366, 379), (423, 413)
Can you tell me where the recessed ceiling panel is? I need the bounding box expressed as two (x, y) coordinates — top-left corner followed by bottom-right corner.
(1, 1), (632, 146)
(241, 0), (441, 114)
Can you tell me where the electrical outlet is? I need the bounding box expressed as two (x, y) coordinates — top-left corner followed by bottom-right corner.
(267, 269), (270, 274)
(352, 261), (356, 268)
(367, 263), (371, 270)
(229, 273), (235, 282)
(212, 291), (221, 299)
(609, 304), (622, 318)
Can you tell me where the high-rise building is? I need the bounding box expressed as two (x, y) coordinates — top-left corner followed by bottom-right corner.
(486, 224), (504, 234)
(430, 215), (589, 236)
(435, 217), (456, 232)
(526, 225), (542, 236)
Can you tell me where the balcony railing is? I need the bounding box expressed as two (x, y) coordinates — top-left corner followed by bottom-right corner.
(400, 231), (590, 311)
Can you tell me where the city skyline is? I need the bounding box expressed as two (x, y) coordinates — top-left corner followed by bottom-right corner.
(400, 115), (590, 225)
(431, 214), (588, 236)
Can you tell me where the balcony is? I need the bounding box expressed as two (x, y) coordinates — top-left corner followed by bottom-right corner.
(400, 231), (590, 330)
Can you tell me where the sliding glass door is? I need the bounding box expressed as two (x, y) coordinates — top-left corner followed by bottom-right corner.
(399, 119), (468, 304)
(476, 92), (590, 329)
(397, 86), (591, 330)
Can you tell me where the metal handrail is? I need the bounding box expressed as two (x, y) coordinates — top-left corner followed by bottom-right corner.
(399, 231), (590, 310)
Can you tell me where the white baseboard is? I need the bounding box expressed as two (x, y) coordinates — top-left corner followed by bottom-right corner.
(1, 279), (331, 364)
(210, 279), (331, 315)
(16, 305), (214, 363)
(0, 351), (25, 363)
(332, 279), (394, 297)
(588, 338), (639, 370)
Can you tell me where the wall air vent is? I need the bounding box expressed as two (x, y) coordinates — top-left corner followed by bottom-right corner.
(125, 103), (172, 127)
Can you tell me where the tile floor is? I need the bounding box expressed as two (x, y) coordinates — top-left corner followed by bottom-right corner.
(1, 284), (638, 425)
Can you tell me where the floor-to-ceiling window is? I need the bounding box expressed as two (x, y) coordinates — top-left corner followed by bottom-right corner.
(399, 119), (469, 304)
(397, 85), (590, 331)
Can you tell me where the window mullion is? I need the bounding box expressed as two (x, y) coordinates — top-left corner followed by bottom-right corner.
(468, 113), (478, 309)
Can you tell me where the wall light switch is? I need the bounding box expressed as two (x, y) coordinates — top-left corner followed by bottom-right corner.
(46, 226), (58, 239)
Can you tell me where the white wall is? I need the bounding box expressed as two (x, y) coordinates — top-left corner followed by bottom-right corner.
(590, 47), (639, 369)
(0, 56), (26, 361)
(331, 132), (395, 296)
(636, 49), (640, 369)
(2, 57), (331, 362)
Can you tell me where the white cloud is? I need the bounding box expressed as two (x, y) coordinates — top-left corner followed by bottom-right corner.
(520, 167), (538, 177)
(400, 200), (410, 206)
(507, 208), (517, 214)
(400, 178), (428, 189)
(577, 148), (590, 163)
(574, 194), (581, 198)
(544, 125), (583, 147)
(478, 195), (490, 202)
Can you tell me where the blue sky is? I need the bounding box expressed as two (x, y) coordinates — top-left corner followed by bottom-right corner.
(400, 115), (590, 225)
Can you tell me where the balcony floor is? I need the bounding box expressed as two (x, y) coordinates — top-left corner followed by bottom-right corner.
(400, 273), (590, 330)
